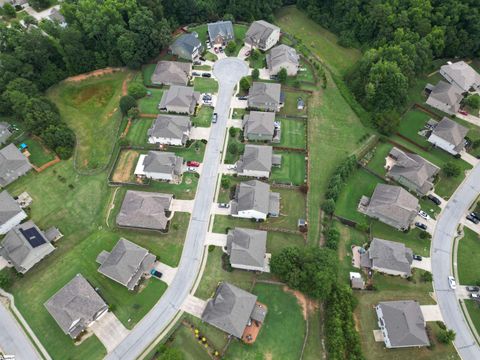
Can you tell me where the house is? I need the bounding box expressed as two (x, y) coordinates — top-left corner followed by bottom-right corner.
(147, 114), (191, 146)
(207, 20), (234, 45)
(170, 32), (203, 61)
(231, 180), (280, 220)
(245, 20), (280, 51)
(386, 147), (440, 196)
(360, 238), (413, 277)
(266, 45), (299, 76)
(116, 190), (173, 231)
(236, 144), (281, 178)
(134, 151), (183, 182)
(44, 274), (108, 339)
(248, 82), (282, 112)
(97, 238), (156, 290)
(425, 81), (463, 115)
(226, 228), (269, 272)
(242, 111), (277, 142)
(376, 300), (430, 348)
(427, 117), (469, 155)
(48, 8), (67, 27)
(0, 122), (12, 145)
(440, 61), (480, 92)
(358, 184), (420, 231)
(0, 190), (27, 235)
(202, 282), (267, 338)
(0, 220), (55, 274)
(151, 61), (192, 86)
(0, 143), (32, 187)
(158, 85), (200, 115)
(350, 272), (365, 290)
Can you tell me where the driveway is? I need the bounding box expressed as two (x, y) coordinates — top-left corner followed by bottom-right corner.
(427, 191), (447, 210)
(24, 4), (60, 21)
(171, 199), (194, 213)
(205, 232), (228, 247)
(456, 112), (480, 127)
(190, 127), (211, 140)
(227, 119), (243, 129)
(230, 97), (248, 109)
(211, 203), (231, 215)
(106, 57), (249, 360)
(412, 257), (431, 272)
(456, 286), (474, 300)
(420, 305), (443, 322)
(461, 151), (479, 166)
(237, 45), (251, 60)
(181, 295), (207, 318)
(218, 163), (236, 175)
(90, 312), (129, 353)
(257, 68), (271, 80)
(415, 215), (437, 235)
(153, 262), (177, 286)
(463, 218), (480, 234)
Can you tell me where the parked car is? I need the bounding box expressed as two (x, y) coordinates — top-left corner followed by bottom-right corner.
(192, 71), (201, 76)
(214, 47), (219, 54)
(448, 276), (456, 290)
(466, 214), (480, 224)
(202, 95), (212, 101)
(427, 194), (441, 205)
(418, 210), (430, 220)
(199, 56), (206, 61)
(218, 203), (230, 208)
(150, 269), (163, 279)
(471, 293), (480, 299)
(237, 95), (248, 100)
(219, 47), (224, 53)
(459, 110), (469, 116)
(471, 212), (480, 221)
(412, 254), (422, 261)
(202, 73), (212, 78)
(187, 167), (197, 172)
(187, 161), (200, 167)
(270, 75), (278, 80)
(212, 112), (218, 123)
(415, 222), (428, 231)
(245, 50), (251, 56)
(226, 164), (237, 170)
(194, 61), (202, 65)
(466, 286), (480, 292)
(207, 43), (212, 50)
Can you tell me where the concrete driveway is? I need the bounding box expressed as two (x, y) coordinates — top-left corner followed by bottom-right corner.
(427, 191), (447, 209)
(205, 233), (228, 247)
(181, 295), (207, 318)
(171, 199), (194, 213)
(190, 127), (211, 140)
(257, 68), (271, 80)
(456, 286), (474, 300)
(420, 305), (443, 322)
(237, 45), (251, 60)
(463, 218), (480, 234)
(227, 119), (243, 128)
(456, 112), (480, 127)
(153, 262), (177, 286)
(231, 97), (248, 109)
(24, 4), (60, 21)
(219, 163), (236, 175)
(211, 203), (231, 215)
(415, 214), (437, 235)
(461, 151), (479, 166)
(412, 257), (431, 272)
(90, 312), (129, 353)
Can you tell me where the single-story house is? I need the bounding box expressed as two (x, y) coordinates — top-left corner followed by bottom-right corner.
(376, 300), (430, 348)
(236, 144), (281, 178)
(358, 184), (420, 231)
(202, 282), (267, 338)
(231, 180), (280, 220)
(245, 20), (280, 51)
(207, 20), (234, 45)
(44, 274), (108, 339)
(116, 190), (173, 231)
(97, 238), (156, 290)
(0, 122), (12, 145)
(0, 220), (55, 274)
(0, 190), (27, 235)
(170, 32), (203, 61)
(151, 61), (192, 86)
(361, 238), (413, 277)
(147, 114), (191, 146)
(440, 60), (480, 92)
(242, 111), (277, 142)
(158, 85), (200, 115)
(386, 147), (440, 196)
(48, 8), (67, 27)
(248, 82), (282, 112)
(427, 117), (469, 155)
(134, 151), (183, 182)
(425, 81), (463, 115)
(226, 228), (269, 272)
(0, 143), (32, 187)
(266, 44), (299, 76)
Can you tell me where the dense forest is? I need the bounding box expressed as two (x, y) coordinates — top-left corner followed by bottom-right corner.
(298, 0), (480, 132)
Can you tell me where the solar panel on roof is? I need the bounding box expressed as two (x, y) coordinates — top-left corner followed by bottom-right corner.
(19, 227), (46, 248)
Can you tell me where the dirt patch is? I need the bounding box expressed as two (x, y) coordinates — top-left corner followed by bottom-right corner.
(65, 67), (123, 82)
(352, 311), (360, 332)
(282, 286), (319, 320)
(112, 150), (140, 183)
(264, 352), (273, 360)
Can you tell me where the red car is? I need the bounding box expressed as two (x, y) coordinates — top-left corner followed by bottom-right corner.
(245, 50), (251, 57)
(459, 110), (469, 116)
(187, 161), (200, 167)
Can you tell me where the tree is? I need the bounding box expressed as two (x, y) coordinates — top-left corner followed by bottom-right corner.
(240, 77), (250, 93)
(322, 199), (336, 215)
(420, 271), (433, 282)
(221, 177), (230, 189)
(23, 98), (61, 135)
(28, 0), (51, 11)
(250, 49), (260, 61)
(127, 107), (140, 120)
(251, 68), (259, 81)
(2, 3), (16, 18)
(119, 95), (137, 115)
(443, 162), (461, 177)
(42, 124), (75, 159)
(437, 329), (456, 344)
(2, 78), (39, 116)
(277, 68), (288, 83)
(465, 94), (480, 109)
(128, 83), (147, 99)
(0, 270), (13, 290)
(228, 142), (238, 155)
(225, 41), (237, 56)
(229, 127), (238, 137)
(325, 228), (340, 250)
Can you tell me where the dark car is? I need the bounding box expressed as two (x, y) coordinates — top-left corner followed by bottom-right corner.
(212, 112), (218, 123)
(193, 61), (202, 65)
(471, 212), (480, 221)
(413, 254), (422, 261)
(150, 269), (163, 278)
(192, 71), (201, 76)
(202, 72), (212, 78)
(427, 194), (441, 205)
(415, 222), (428, 231)
(237, 95), (248, 100)
(218, 203), (230, 208)
(199, 56), (206, 61)
(467, 286), (480, 292)
(203, 95), (212, 101)
(269, 75), (278, 80)
(466, 214), (480, 224)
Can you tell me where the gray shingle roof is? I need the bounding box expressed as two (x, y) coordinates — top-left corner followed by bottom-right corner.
(148, 114), (191, 142)
(0, 122), (12, 145)
(0, 190), (25, 227)
(266, 44), (299, 71)
(245, 20), (280, 47)
(202, 282), (257, 338)
(226, 228), (267, 269)
(97, 238), (156, 290)
(377, 300), (429, 347)
(207, 21), (234, 43)
(431, 117), (469, 151)
(362, 238), (413, 276)
(427, 81), (463, 113)
(158, 85), (200, 114)
(236, 144), (273, 173)
(49, 8), (65, 23)
(116, 190), (173, 231)
(151, 61), (191, 86)
(243, 111), (275, 138)
(0, 143), (32, 187)
(440, 61), (480, 91)
(142, 151), (183, 177)
(233, 180), (278, 215)
(44, 274), (108, 339)
(248, 82), (281, 110)
(170, 33), (202, 56)
(0, 220), (54, 274)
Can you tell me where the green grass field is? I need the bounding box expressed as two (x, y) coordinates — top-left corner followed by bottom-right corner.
(224, 132), (245, 164)
(366, 141), (391, 175)
(139, 88), (163, 114)
(142, 64), (156, 86)
(279, 90), (307, 117)
(168, 325), (211, 360)
(22, 137), (56, 167)
(277, 118), (306, 149)
(457, 228), (480, 285)
(465, 300), (480, 340)
(47, 71), (130, 171)
(193, 77), (218, 93)
(192, 106), (213, 127)
(125, 118), (154, 145)
(398, 110), (432, 148)
(271, 151), (306, 185)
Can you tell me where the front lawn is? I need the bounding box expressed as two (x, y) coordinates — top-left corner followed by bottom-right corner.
(193, 106), (213, 127)
(166, 140), (206, 163)
(232, 108), (246, 119)
(271, 151), (306, 185)
(465, 300), (480, 340)
(224, 130), (245, 164)
(457, 228), (480, 285)
(138, 88), (164, 114)
(125, 118), (154, 146)
(193, 77), (218, 94)
(22, 137), (56, 167)
(279, 90), (308, 117)
(248, 51), (266, 69)
(277, 118), (306, 149)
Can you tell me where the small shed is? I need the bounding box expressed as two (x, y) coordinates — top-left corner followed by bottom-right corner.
(350, 272), (365, 290)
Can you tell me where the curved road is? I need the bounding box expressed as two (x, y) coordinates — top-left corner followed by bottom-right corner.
(432, 162), (480, 359)
(106, 58), (249, 360)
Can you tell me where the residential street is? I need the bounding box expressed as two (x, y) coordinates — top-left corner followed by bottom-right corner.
(105, 57), (249, 360)
(431, 163), (480, 359)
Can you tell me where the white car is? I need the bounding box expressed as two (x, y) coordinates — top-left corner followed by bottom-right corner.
(226, 164), (237, 170)
(448, 276), (456, 290)
(187, 167), (197, 172)
(471, 293), (480, 299)
(418, 210), (431, 220)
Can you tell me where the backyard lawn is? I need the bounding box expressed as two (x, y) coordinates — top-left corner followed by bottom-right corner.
(457, 228), (480, 285)
(125, 118), (154, 145)
(142, 64), (156, 86)
(138, 88), (163, 114)
(397, 109), (432, 148)
(271, 151), (306, 185)
(47, 71), (130, 171)
(193, 77), (218, 93)
(365, 141), (391, 175)
(193, 106), (213, 127)
(277, 118), (306, 149)
(279, 90), (308, 117)
(21, 137), (56, 167)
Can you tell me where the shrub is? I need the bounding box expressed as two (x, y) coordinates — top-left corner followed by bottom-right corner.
(443, 162), (461, 177)
(437, 329), (456, 344)
(128, 82), (147, 99)
(221, 177), (230, 189)
(229, 127), (238, 137)
(465, 94), (480, 109)
(278, 68), (288, 84)
(225, 41), (237, 56)
(119, 95), (137, 114)
(252, 68), (259, 81)
(228, 142), (238, 154)
(325, 228), (340, 250)
(322, 199), (336, 215)
(0, 270), (13, 290)
(240, 77), (251, 93)
(420, 271), (433, 282)
(2, 3), (16, 18)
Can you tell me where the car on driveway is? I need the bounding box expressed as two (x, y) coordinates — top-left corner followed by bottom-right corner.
(418, 210), (431, 220)
(448, 276), (457, 290)
(187, 161), (200, 167)
(237, 95), (248, 100)
(413, 254), (422, 261)
(471, 293), (480, 299)
(471, 212), (480, 221)
(218, 203), (230, 208)
(245, 50), (251, 56)
(427, 194), (441, 205)
(467, 286), (480, 292)
(415, 222), (428, 231)
(150, 269), (163, 279)
(459, 110), (469, 116)
(466, 214), (480, 224)
(202, 73), (212, 78)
